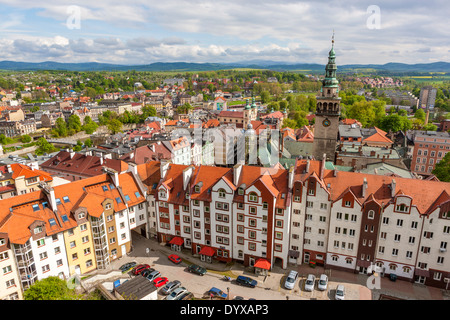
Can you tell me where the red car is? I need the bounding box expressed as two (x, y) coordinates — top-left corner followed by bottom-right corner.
(153, 277), (169, 288)
(133, 264), (150, 275)
(168, 254), (182, 264)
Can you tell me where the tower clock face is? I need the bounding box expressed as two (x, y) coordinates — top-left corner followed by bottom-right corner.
(322, 119), (331, 127)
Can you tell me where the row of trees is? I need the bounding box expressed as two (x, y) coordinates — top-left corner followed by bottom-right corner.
(53, 115), (99, 138)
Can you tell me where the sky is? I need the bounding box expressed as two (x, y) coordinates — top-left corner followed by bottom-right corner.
(0, 0), (449, 66)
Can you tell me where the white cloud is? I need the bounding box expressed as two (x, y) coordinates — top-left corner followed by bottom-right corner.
(0, 0), (448, 64)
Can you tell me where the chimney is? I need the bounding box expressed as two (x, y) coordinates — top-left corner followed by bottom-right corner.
(6, 164), (12, 173)
(99, 154), (104, 165)
(103, 167), (119, 187)
(306, 160), (310, 173)
(391, 179), (396, 197)
(233, 163), (243, 186)
(128, 162), (138, 175)
(288, 165), (295, 189)
(362, 177), (368, 198)
(160, 159), (171, 179)
(39, 182), (57, 212)
(69, 149), (75, 159)
(183, 165), (194, 191)
(29, 161), (39, 171)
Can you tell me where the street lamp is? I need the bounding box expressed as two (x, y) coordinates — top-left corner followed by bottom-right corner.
(227, 287), (230, 300)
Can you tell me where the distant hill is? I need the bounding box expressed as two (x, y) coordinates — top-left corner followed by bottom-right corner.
(0, 60), (449, 73)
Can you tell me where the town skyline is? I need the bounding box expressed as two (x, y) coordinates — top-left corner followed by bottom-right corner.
(0, 0), (449, 65)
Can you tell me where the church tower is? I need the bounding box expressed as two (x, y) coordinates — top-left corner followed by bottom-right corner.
(312, 34), (341, 162)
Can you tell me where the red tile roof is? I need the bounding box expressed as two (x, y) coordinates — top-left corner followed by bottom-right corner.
(41, 151), (128, 177)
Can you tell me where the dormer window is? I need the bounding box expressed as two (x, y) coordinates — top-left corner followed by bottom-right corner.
(396, 203), (409, 213)
(195, 186), (201, 193)
(238, 188), (244, 196)
(78, 213), (86, 219)
(218, 188), (226, 198)
(159, 190), (166, 199)
(34, 226), (43, 234)
(249, 192), (258, 202)
(32, 204), (40, 212)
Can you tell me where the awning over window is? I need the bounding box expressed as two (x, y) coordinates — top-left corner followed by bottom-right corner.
(254, 258), (271, 270)
(414, 268), (430, 277)
(199, 246), (216, 257)
(288, 250), (300, 258)
(357, 259), (371, 268)
(169, 236), (184, 246)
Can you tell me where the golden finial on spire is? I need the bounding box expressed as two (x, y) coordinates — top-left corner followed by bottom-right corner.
(332, 29), (335, 46)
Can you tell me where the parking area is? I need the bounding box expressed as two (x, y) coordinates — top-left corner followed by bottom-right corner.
(106, 232), (447, 300)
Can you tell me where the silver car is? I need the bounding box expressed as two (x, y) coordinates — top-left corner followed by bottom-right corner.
(161, 280), (181, 295)
(335, 284), (345, 300)
(318, 274), (328, 291)
(284, 270), (299, 290)
(304, 274), (315, 292)
(166, 287), (187, 300)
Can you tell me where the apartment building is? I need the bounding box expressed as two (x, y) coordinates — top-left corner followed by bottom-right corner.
(143, 159), (450, 288)
(410, 131), (450, 176)
(0, 167), (146, 297)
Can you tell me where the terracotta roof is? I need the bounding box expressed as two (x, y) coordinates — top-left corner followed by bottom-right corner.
(219, 111), (243, 118)
(41, 151), (128, 177)
(0, 171), (147, 244)
(10, 163), (53, 182)
(119, 144), (171, 164)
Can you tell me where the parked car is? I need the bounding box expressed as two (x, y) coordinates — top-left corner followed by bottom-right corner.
(153, 276), (169, 288)
(119, 261), (137, 273)
(179, 292), (193, 300)
(207, 287), (228, 299)
(318, 274), (328, 291)
(304, 274), (316, 292)
(141, 268), (155, 278)
(236, 275), (257, 288)
(335, 284), (345, 300)
(161, 280), (182, 295)
(132, 264), (150, 275)
(187, 264), (207, 276)
(284, 270), (299, 290)
(168, 254), (182, 264)
(166, 287), (187, 300)
(146, 270), (161, 282)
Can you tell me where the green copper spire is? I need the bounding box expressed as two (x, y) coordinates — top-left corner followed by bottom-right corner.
(245, 98), (251, 110)
(251, 96), (257, 108)
(322, 31), (339, 88)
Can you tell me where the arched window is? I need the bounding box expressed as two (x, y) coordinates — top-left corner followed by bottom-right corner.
(218, 188), (226, 198)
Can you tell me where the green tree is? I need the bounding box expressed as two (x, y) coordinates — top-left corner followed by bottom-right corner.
(35, 138), (58, 155)
(260, 90), (271, 104)
(414, 108), (426, 122)
(55, 117), (68, 137)
(432, 152), (450, 182)
(378, 114), (411, 132)
(107, 119), (123, 134)
(0, 134), (7, 145)
(68, 114), (82, 133)
(20, 134), (32, 143)
(24, 276), (82, 300)
(84, 138), (93, 148)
